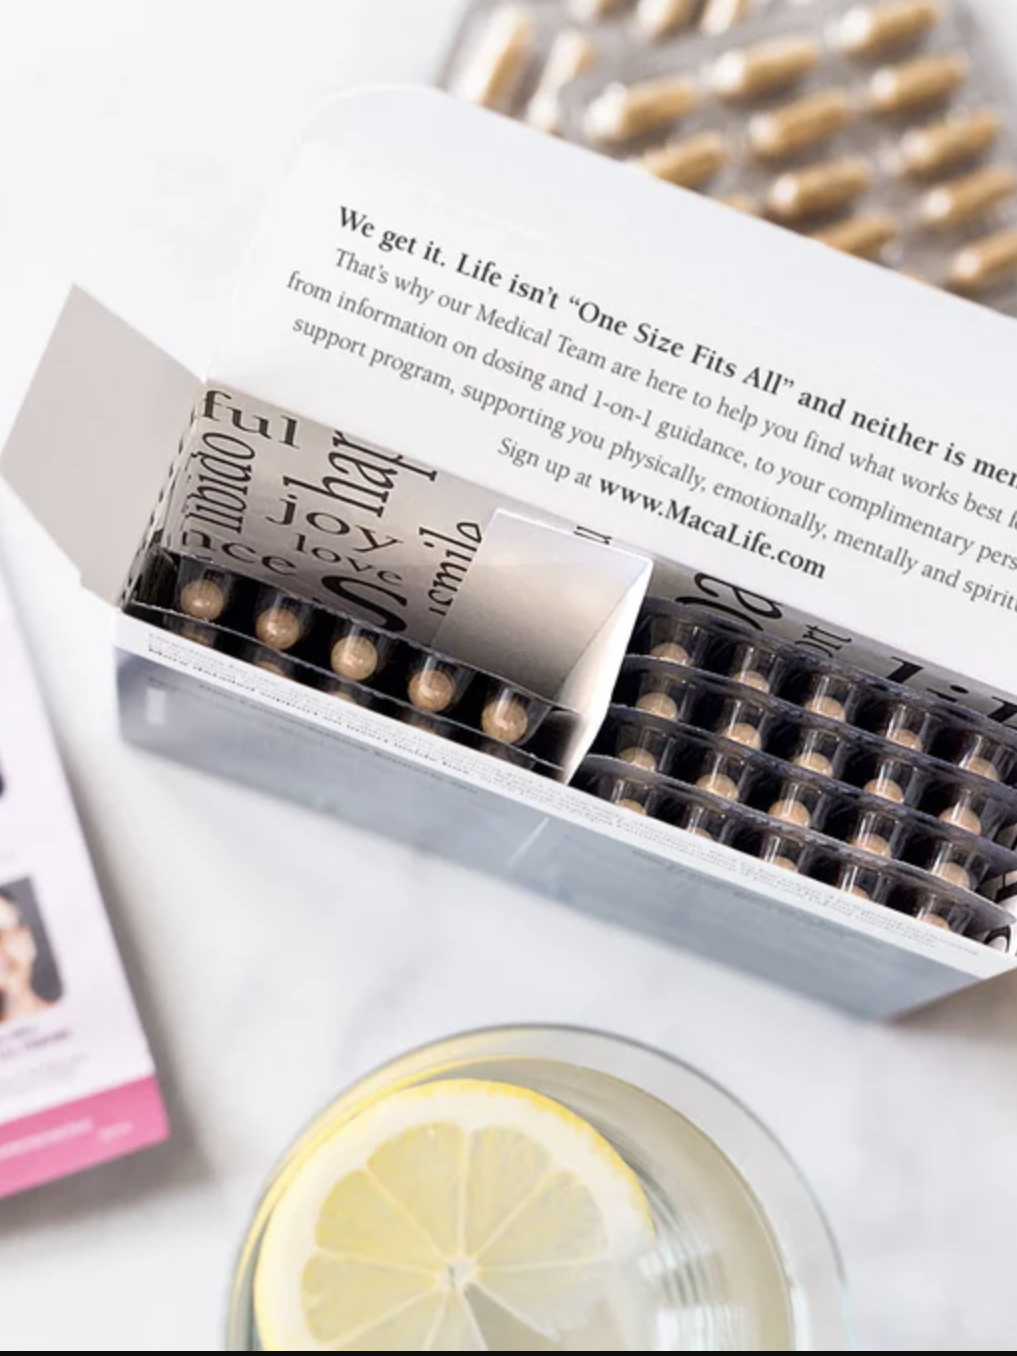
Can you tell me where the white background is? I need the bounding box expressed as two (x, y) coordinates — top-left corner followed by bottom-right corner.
(2, 1), (1017, 1350)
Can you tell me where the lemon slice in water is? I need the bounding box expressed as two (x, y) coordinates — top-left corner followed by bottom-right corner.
(253, 1079), (656, 1351)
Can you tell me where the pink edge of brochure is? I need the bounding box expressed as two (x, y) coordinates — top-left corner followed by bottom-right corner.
(0, 1076), (168, 1200)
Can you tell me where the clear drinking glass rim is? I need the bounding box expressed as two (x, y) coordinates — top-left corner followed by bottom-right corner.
(228, 1023), (848, 1351)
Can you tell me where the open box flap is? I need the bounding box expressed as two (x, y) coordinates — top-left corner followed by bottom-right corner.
(1, 288), (198, 604)
(206, 88), (1017, 703)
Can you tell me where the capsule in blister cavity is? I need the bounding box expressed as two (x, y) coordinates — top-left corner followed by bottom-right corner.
(634, 668), (696, 723)
(927, 843), (976, 893)
(836, 861), (886, 901)
(641, 613), (712, 667)
(749, 90), (856, 161)
(948, 228), (1017, 294)
(178, 563), (233, 624)
(869, 54), (968, 115)
(637, 131), (728, 187)
(407, 657), (470, 715)
(457, 6), (535, 109)
(681, 801), (731, 841)
(847, 807), (901, 858)
(711, 35), (821, 102)
(802, 672), (858, 724)
(759, 834), (804, 874)
(527, 29), (598, 134)
(939, 791), (983, 836)
(812, 212), (899, 259)
(696, 749), (749, 802)
(838, 1), (943, 58)
(864, 754), (921, 804)
(255, 592), (312, 652)
(918, 165), (1017, 230)
(701, 0), (754, 36)
(728, 639), (784, 694)
(767, 157), (873, 222)
(879, 700), (934, 753)
(915, 892), (974, 936)
(716, 691), (771, 751)
(586, 74), (700, 143)
(482, 687), (542, 745)
(900, 109), (1002, 178)
(635, 0), (699, 41)
(793, 727), (843, 779)
(955, 732), (1012, 784)
(769, 779), (823, 830)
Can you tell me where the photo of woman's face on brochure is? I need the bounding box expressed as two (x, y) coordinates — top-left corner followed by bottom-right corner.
(0, 878), (62, 1024)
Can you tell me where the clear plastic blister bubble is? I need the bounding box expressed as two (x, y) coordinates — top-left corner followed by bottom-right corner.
(129, 551), (577, 779)
(555, 0), (1017, 313)
(579, 596), (1017, 947)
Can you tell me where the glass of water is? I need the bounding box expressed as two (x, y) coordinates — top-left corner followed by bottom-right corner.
(229, 1026), (846, 1351)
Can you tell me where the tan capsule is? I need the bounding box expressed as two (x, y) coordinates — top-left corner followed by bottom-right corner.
(940, 801), (982, 835)
(869, 54), (968, 114)
(812, 212), (899, 259)
(458, 5), (535, 109)
(620, 746), (659, 772)
(719, 721), (763, 750)
(178, 623), (216, 648)
(845, 885), (872, 900)
(919, 164), (1017, 230)
(749, 89), (856, 161)
(701, 0), (753, 35)
(571, 0), (627, 16)
(712, 35), (821, 101)
(408, 668), (457, 713)
(651, 641), (691, 664)
(180, 577), (227, 622)
(636, 692), (680, 720)
(805, 694), (847, 722)
(931, 860), (972, 891)
(886, 726), (924, 752)
(586, 75), (700, 143)
(768, 855), (800, 873)
(961, 754), (1001, 782)
(731, 668), (770, 691)
(330, 634), (379, 683)
(720, 193), (761, 216)
(617, 798), (649, 815)
(767, 157), (873, 222)
(865, 776), (906, 803)
(482, 698), (530, 744)
(923, 913), (954, 932)
(852, 832), (892, 857)
(900, 109), (1002, 178)
(527, 29), (598, 135)
(635, 0), (699, 41)
(794, 750), (835, 777)
(697, 772), (741, 800)
(256, 606), (304, 652)
(838, 1), (943, 57)
(927, 166), (1017, 233)
(770, 799), (812, 828)
(948, 228), (1017, 294)
(637, 131), (728, 187)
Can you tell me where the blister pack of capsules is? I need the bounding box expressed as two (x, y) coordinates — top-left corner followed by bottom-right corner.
(441, 0), (793, 135)
(444, 0), (1017, 313)
(576, 599), (1017, 946)
(128, 551), (577, 776)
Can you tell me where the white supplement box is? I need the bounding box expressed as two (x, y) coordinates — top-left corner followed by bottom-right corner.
(6, 88), (1017, 1019)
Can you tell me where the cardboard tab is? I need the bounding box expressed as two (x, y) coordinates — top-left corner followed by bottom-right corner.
(2, 289), (197, 604)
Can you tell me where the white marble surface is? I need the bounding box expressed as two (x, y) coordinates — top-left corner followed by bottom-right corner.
(2, 1), (1017, 1349)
